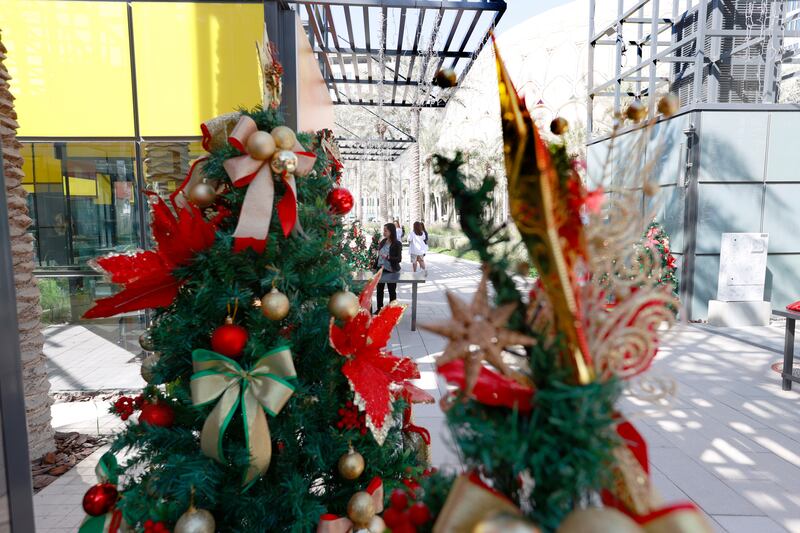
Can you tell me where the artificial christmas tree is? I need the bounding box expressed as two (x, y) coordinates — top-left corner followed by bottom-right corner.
(78, 101), (427, 530)
(413, 43), (712, 533)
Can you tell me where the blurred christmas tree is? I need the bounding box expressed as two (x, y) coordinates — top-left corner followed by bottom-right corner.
(640, 221), (679, 295)
(411, 44), (712, 533)
(339, 223), (380, 272)
(77, 101), (430, 530)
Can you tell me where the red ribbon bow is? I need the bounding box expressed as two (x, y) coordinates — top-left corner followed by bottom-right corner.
(222, 116), (316, 253)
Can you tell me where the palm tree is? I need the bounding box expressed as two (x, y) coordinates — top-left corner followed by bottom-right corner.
(1, 33), (55, 459)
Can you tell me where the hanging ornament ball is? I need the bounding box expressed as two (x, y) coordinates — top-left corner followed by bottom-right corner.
(261, 288), (290, 321)
(328, 290), (360, 321)
(657, 93), (680, 117)
(271, 126), (297, 150)
(210, 318), (249, 358)
(433, 67), (457, 88)
(625, 100), (647, 123)
(556, 508), (643, 533)
(474, 513), (540, 533)
(139, 401), (175, 428)
(327, 187), (354, 215)
(389, 489), (408, 511)
(643, 180), (660, 197)
(367, 515), (386, 533)
(550, 117), (569, 136)
(139, 330), (155, 352)
(141, 352), (161, 384)
(188, 180), (217, 209)
(347, 491), (377, 527)
(408, 502), (432, 526)
(337, 446), (366, 480)
(270, 150), (299, 174)
(515, 261), (531, 277)
(246, 130), (277, 161)
(174, 506), (216, 533)
(82, 483), (118, 516)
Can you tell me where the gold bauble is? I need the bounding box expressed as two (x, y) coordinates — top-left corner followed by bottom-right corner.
(433, 68), (457, 88)
(625, 100), (647, 123)
(139, 330), (155, 351)
(550, 117), (569, 135)
(246, 131), (277, 161)
(657, 93), (680, 117)
(347, 491), (376, 527)
(338, 446), (365, 480)
(261, 288), (290, 321)
(367, 515), (386, 533)
(271, 126), (297, 150)
(270, 150), (299, 175)
(328, 290), (360, 321)
(643, 180), (660, 197)
(474, 513), (541, 533)
(141, 352), (160, 384)
(557, 508), (643, 533)
(188, 180), (217, 208)
(174, 506), (215, 533)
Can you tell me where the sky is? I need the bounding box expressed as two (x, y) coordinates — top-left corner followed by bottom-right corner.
(496, 0), (573, 35)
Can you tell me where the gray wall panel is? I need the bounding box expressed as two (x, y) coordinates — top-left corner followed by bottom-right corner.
(699, 112), (768, 183)
(763, 184), (800, 253)
(765, 112), (800, 182)
(692, 255), (721, 319)
(765, 255), (800, 309)
(696, 183), (763, 254)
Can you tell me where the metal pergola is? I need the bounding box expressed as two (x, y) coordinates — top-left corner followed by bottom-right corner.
(588, 0), (800, 141)
(287, 0), (505, 161)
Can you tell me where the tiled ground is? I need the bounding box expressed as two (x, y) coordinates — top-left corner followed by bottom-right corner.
(36, 253), (800, 532)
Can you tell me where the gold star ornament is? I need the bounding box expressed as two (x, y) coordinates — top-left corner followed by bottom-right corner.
(421, 272), (536, 396)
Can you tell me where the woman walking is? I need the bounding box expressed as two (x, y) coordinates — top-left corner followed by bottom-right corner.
(372, 222), (402, 311)
(409, 221), (428, 272)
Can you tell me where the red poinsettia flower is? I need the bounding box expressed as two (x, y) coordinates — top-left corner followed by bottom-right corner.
(329, 303), (419, 444)
(83, 196), (216, 319)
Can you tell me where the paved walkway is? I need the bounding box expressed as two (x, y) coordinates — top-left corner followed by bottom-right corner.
(36, 253), (800, 532)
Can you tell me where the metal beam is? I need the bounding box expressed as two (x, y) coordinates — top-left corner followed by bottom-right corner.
(391, 7), (407, 103)
(328, 77), (420, 85)
(315, 47), (474, 58)
(334, 99), (445, 107)
(290, 0), (505, 10)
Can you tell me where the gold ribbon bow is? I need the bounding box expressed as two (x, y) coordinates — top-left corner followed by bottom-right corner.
(190, 346), (296, 487)
(222, 115), (316, 253)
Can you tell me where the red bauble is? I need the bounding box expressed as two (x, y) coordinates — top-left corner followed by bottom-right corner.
(82, 483), (118, 516)
(327, 187), (354, 215)
(408, 501), (432, 525)
(390, 488), (409, 511)
(382, 507), (406, 529)
(211, 322), (249, 358)
(139, 401), (175, 428)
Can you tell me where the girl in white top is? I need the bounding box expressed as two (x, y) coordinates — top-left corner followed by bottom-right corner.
(408, 221), (428, 272)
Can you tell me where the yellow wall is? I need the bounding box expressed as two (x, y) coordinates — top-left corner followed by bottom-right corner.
(2, 0), (263, 138)
(132, 2), (263, 137)
(2, 0), (135, 137)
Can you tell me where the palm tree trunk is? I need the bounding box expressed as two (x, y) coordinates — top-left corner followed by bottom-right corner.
(410, 108), (422, 224)
(1, 37), (55, 460)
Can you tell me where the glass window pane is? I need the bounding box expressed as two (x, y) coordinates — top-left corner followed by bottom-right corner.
(21, 142), (141, 269)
